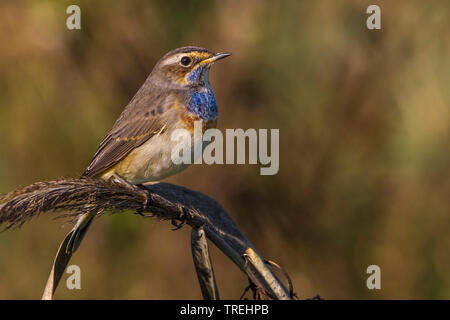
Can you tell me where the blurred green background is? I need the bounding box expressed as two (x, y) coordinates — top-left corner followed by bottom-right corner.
(1, 0), (449, 299)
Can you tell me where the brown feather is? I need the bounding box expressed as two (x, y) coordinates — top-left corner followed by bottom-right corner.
(82, 85), (184, 178)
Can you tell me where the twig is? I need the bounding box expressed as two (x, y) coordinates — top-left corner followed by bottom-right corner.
(242, 248), (282, 300)
(265, 260), (298, 299)
(42, 229), (75, 300)
(0, 178), (292, 299)
(191, 226), (219, 300)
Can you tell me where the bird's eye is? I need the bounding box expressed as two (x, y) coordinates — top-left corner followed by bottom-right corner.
(180, 56), (191, 66)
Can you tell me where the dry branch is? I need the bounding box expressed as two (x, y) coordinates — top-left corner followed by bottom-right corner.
(0, 178), (292, 300)
(191, 227), (219, 300)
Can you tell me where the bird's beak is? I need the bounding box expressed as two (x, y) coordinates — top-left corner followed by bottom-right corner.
(200, 52), (232, 65)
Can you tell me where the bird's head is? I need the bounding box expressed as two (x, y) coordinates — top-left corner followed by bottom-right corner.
(152, 46), (231, 87)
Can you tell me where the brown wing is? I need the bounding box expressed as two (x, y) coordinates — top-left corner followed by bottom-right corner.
(82, 87), (177, 178)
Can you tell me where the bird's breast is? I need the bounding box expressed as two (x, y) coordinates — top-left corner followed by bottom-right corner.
(176, 87), (218, 133)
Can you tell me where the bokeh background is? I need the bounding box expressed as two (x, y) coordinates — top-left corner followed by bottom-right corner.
(0, 0), (449, 299)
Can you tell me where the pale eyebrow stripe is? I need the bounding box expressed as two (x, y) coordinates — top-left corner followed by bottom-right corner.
(160, 53), (185, 66)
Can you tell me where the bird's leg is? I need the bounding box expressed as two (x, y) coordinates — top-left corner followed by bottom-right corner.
(109, 174), (151, 217)
(109, 173), (143, 194)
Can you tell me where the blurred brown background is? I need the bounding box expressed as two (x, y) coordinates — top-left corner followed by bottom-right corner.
(0, 0), (449, 299)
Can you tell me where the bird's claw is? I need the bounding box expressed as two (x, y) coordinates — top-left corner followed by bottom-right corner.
(136, 208), (153, 218)
(171, 207), (189, 230)
(136, 186), (152, 218)
(171, 218), (186, 230)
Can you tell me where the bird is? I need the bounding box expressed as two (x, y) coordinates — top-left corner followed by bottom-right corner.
(66, 46), (231, 253)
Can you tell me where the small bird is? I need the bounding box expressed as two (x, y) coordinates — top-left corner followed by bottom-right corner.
(66, 46), (231, 253)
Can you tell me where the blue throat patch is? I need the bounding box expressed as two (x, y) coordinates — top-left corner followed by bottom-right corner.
(187, 67), (203, 83)
(188, 88), (218, 121)
(186, 66), (218, 121)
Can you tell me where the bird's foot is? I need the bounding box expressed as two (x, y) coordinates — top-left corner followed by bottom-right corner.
(171, 206), (189, 231)
(110, 174), (151, 217)
(135, 184), (153, 217)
